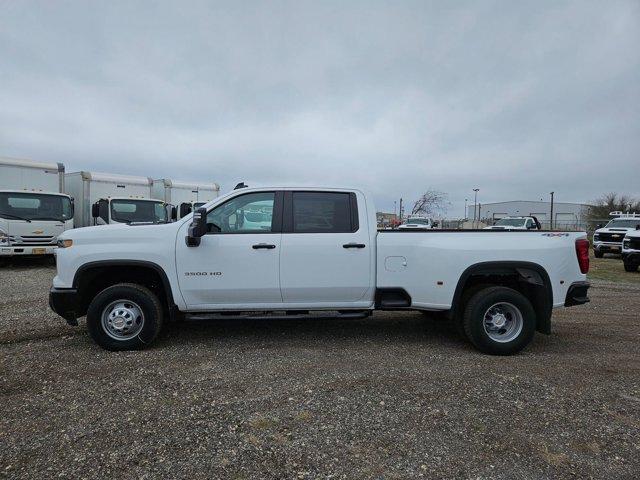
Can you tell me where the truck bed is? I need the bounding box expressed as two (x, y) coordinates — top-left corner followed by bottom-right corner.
(376, 230), (587, 310)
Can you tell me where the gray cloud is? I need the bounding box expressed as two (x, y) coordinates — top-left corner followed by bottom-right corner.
(1, 0), (639, 215)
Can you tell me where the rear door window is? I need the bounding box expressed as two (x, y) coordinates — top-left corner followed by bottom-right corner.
(291, 192), (358, 233)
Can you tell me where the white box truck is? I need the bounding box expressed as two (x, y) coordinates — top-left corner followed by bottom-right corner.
(65, 171), (168, 227)
(152, 179), (220, 220)
(0, 157), (74, 258)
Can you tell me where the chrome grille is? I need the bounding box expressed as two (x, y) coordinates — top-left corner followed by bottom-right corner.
(9, 235), (57, 246)
(596, 232), (625, 243)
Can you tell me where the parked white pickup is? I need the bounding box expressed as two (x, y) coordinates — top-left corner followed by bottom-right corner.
(50, 186), (590, 355)
(622, 228), (640, 272)
(593, 212), (640, 258)
(483, 216), (541, 231)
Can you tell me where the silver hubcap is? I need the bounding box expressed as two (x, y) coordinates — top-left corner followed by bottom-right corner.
(101, 300), (145, 340)
(483, 302), (523, 343)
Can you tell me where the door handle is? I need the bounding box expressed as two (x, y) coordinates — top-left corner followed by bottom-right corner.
(343, 243), (366, 249)
(252, 243), (276, 249)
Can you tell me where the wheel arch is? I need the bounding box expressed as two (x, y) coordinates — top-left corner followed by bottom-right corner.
(72, 260), (177, 319)
(451, 261), (554, 334)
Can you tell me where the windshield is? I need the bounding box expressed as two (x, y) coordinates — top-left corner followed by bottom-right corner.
(0, 192), (73, 222)
(605, 219), (640, 228)
(110, 200), (167, 224)
(494, 218), (527, 227)
(405, 218), (430, 225)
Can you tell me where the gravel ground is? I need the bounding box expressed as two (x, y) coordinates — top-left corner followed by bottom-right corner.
(1, 259), (639, 479)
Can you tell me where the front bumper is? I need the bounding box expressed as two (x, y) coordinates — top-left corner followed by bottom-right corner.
(1, 245), (57, 256)
(49, 287), (81, 326)
(564, 281), (590, 307)
(593, 242), (623, 253)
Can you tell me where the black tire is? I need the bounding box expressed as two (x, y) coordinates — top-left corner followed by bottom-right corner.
(463, 286), (536, 355)
(86, 283), (164, 351)
(594, 250), (604, 258)
(454, 283), (491, 339)
(624, 262), (638, 273)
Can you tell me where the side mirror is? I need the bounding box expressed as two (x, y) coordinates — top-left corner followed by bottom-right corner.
(186, 207), (207, 247)
(179, 203), (192, 218)
(91, 203), (99, 218)
(596, 224), (603, 229)
(171, 206), (177, 221)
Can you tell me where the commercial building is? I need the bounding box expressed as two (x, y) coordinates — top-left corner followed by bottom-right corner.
(468, 200), (590, 229)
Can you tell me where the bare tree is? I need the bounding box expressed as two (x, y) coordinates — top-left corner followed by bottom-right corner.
(411, 190), (449, 216)
(588, 193), (640, 221)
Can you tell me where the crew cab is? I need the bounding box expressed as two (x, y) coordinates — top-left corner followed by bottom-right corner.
(622, 227), (640, 272)
(593, 212), (640, 258)
(49, 187), (590, 355)
(484, 216), (541, 230)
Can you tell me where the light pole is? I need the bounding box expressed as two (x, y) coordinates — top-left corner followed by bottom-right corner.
(550, 191), (555, 230)
(473, 188), (479, 227)
(464, 198), (468, 220)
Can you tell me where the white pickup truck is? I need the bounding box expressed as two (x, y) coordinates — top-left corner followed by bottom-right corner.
(622, 228), (640, 272)
(484, 216), (541, 230)
(50, 187), (590, 355)
(593, 212), (640, 258)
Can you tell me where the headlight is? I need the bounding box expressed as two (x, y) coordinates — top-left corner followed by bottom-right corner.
(593, 234), (600, 240)
(56, 239), (73, 248)
(0, 230), (8, 245)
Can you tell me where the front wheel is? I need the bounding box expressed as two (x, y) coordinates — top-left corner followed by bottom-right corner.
(86, 283), (164, 351)
(463, 286), (536, 355)
(624, 262), (638, 272)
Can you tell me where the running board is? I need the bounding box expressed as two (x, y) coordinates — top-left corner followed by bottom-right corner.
(185, 310), (372, 322)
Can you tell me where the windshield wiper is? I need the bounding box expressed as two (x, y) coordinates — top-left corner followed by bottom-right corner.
(30, 217), (65, 222)
(0, 213), (31, 223)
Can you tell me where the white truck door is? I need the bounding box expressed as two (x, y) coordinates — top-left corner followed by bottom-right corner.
(176, 191), (283, 308)
(279, 191), (372, 305)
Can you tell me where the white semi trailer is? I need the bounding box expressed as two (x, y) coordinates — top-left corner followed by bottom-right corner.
(0, 157), (74, 258)
(65, 171), (168, 227)
(152, 178), (220, 219)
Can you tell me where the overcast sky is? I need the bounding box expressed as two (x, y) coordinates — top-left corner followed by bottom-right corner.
(1, 1), (638, 216)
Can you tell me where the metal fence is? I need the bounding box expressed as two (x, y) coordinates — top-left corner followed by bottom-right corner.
(440, 218), (609, 233)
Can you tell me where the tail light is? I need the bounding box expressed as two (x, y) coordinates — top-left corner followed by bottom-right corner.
(575, 238), (589, 274)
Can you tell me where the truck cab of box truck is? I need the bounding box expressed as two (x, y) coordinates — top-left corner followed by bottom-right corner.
(90, 197), (168, 225)
(0, 157), (74, 258)
(175, 200), (208, 220)
(65, 171), (169, 227)
(152, 179), (220, 221)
